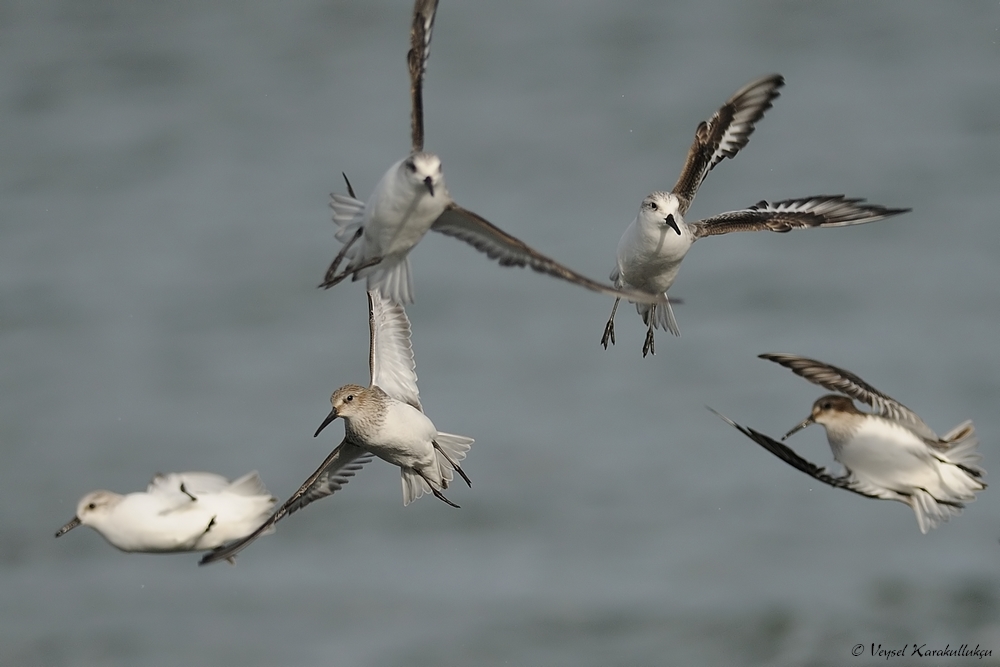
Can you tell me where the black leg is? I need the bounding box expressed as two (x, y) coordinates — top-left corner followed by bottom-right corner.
(601, 298), (620, 349)
(319, 227), (364, 288)
(433, 441), (471, 488)
(430, 487), (460, 508)
(419, 470), (460, 508)
(642, 319), (655, 358)
(321, 254), (384, 290)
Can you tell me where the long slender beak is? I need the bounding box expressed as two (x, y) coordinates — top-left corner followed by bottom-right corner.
(55, 516), (81, 537)
(314, 407), (339, 438)
(423, 176), (435, 197)
(782, 415), (814, 441)
(663, 214), (681, 235)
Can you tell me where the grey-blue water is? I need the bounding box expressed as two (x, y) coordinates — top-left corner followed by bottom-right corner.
(3, 1), (1000, 665)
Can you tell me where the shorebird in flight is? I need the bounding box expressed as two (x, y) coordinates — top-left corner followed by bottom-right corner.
(602, 74), (910, 356)
(711, 353), (986, 533)
(55, 471), (277, 561)
(320, 0), (664, 307)
(200, 291), (471, 565)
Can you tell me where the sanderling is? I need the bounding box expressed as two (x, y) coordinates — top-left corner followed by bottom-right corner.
(55, 471), (277, 560)
(200, 290), (471, 565)
(602, 74), (910, 356)
(711, 353), (986, 533)
(319, 0), (663, 307)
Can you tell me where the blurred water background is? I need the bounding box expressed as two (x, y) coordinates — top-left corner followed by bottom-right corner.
(3, 1), (1000, 665)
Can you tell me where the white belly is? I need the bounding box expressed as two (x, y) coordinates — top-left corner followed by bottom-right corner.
(616, 218), (692, 295)
(366, 400), (438, 470)
(363, 161), (447, 261)
(835, 420), (942, 494)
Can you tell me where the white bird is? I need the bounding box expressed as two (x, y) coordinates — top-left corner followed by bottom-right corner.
(602, 74), (911, 356)
(200, 290), (471, 565)
(55, 471), (278, 560)
(320, 0), (663, 307)
(711, 353), (986, 533)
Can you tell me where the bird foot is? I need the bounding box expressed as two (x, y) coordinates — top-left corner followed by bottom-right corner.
(642, 328), (655, 358)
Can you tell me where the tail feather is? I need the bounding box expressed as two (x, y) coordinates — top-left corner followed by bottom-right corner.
(909, 488), (964, 534)
(939, 420), (983, 467)
(655, 298), (680, 337)
(433, 432), (474, 487)
(399, 433), (473, 506)
(401, 468), (431, 506)
(367, 257), (415, 305)
(636, 300), (680, 337)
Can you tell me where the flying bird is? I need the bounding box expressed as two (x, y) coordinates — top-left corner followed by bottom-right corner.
(200, 291), (472, 565)
(320, 0), (664, 307)
(55, 471), (277, 561)
(711, 353), (985, 533)
(603, 74), (910, 356)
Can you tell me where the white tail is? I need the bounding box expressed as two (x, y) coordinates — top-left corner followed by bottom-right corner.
(399, 431), (473, 506)
(400, 468), (431, 506)
(908, 488), (964, 534)
(939, 420), (983, 470)
(635, 300), (680, 337)
(367, 257), (416, 305)
(433, 432), (474, 487)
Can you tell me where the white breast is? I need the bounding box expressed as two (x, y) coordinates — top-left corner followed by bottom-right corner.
(365, 399), (438, 469)
(835, 419), (939, 492)
(615, 216), (693, 294)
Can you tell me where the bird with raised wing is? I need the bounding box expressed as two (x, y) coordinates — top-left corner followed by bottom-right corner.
(320, 0), (663, 307)
(200, 290), (471, 565)
(711, 353), (985, 533)
(602, 74), (910, 356)
(55, 471), (277, 560)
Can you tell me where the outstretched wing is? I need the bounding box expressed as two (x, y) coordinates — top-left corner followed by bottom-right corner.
(671, 74), (784, 215)
(431, 204), (666, 305)
(199, 442), (372, 566)
(759, 353), (938, 441)
(368, 290), (422, 411)
(709, 408), (890, 500)
(408, 0), (439, 153)
(689, 195), (909, 239)
(281, 447), (374, 517)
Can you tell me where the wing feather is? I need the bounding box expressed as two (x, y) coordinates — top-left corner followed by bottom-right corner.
(690, 195), (910, 239)
(368, 290), (422, 411)
(408, 0), (439, 153)
(709, 408), (891, 500)
(759, 353), (938, 441)
(432, 204), (665, 305)
(671, 74), (784, 214)
(198, 443), (372, 565)
(148, 472), (229, 495)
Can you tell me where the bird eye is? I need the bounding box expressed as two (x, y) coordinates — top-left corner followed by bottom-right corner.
(405, 160), (416, 173)
(647, 201), (657, 210)
(87, 503), (96, 510)
(346, 394), (354, 402)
